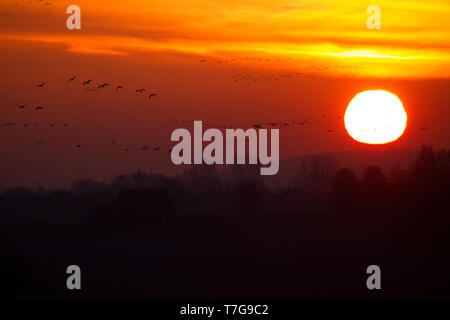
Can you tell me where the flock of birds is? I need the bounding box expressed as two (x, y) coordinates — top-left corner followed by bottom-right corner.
(10, 0), (51, 7)
(3, 75), (165, 152)
(168, 117), (339, 134)
(5, 74), (340, 153)
(3, 62), (430, 153)
(198, 58), (366, 83)
(35, 77), (158, 99)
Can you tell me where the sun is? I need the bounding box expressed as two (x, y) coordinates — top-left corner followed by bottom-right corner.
(344, 90), (407, 144)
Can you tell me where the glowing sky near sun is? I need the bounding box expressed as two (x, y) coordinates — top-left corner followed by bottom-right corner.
(1, 0), (449, 78)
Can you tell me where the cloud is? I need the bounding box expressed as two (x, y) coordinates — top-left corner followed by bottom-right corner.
(67, 46), (127, 56)
(1, 0), (449, 78)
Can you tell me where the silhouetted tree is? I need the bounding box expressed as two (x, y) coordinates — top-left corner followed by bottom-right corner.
(296, 154), (338, 197)
(436, 149), (450, 176)
(111, 174), (129, 190)
(389, 164), (405, 186)
(331, 168), (359, 207)
(131, 170), (147, 188)
(363, 166), (387, 187)
(4, 186), (35, 197)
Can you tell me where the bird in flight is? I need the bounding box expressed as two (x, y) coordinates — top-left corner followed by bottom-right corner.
(98, 83), (109, 89)
(36, 82), (47, 88)
(254, 124), (262, 129)
(153, 146), (162, 151)
(109, 140), (117, 146)
(83, 80), (93, 86)
(68, 75), (77, 82)
(326, 130), (334, 134)
(141, 146), (149, 151)
(136, 88), (145, 93)
(15, 104), (27, 109)
(148, 93), (157, 99)
(35, 106), (44, 111)
(115, 86), (123, 91)
(76, 144), (82, 148)
(49, 123), (56, 127)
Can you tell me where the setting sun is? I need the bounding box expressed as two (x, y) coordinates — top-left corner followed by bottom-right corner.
(344, 90), (407, 144)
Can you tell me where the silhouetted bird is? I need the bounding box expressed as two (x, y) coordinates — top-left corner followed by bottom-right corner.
(327, 130), (334, 134)
(116, 86), (123, 91)
(35, 106), (44, 111)
(110, 140), (117, 146)
(254, 124), (262, 129)
(98, 83), (109, 89)
(68, 75), (77, 82)
(83, 80), (93, 86)
(76, 144), (82, 148)
(36, 82), (47, 88)
(15, 104), (27, 109)
(153, 146), (162, 151)
(148, 93), (157, 99)
(141, 146), (149, 151)
(136, 88), (145, 93)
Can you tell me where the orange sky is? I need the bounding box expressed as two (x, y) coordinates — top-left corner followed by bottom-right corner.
(1, 0), (450, 78)
(0, 0), (449, 187)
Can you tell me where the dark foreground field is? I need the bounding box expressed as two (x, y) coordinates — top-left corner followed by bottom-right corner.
(1, 146), (448, 299)
(1, 209), (449, 300)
